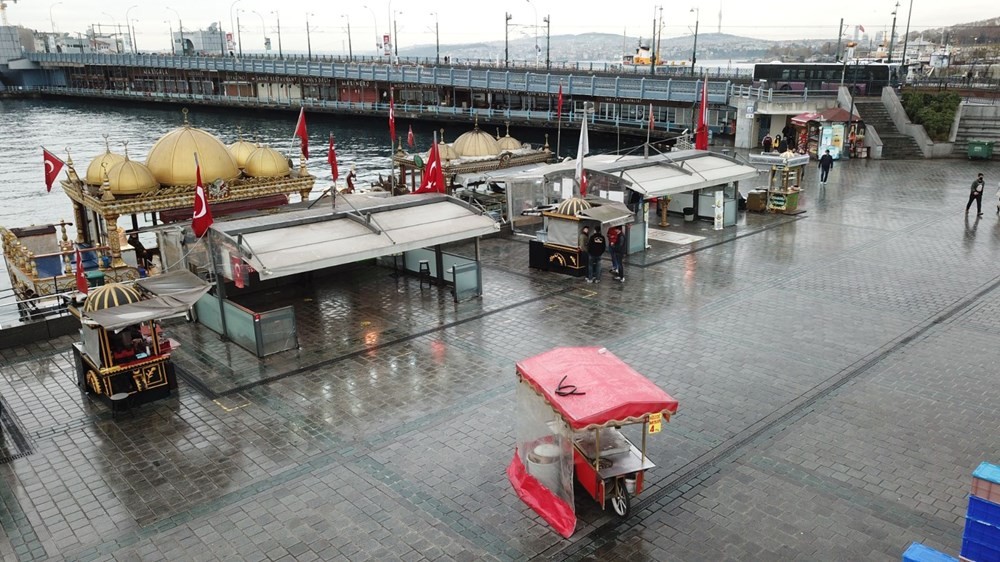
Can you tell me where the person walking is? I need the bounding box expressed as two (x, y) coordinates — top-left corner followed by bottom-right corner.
(586, 226), (606, 283)
(762, 134), (772, 153)
(608, 226), (626, 282)
(995, 182), (1000, 215)
(967, 173), (985, 216)
(819, 149), (834, 184)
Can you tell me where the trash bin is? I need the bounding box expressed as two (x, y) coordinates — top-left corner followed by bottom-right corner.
(683, 207), (695, 222)
(84, 270), (105, 288)
(968, 140), (995, 160)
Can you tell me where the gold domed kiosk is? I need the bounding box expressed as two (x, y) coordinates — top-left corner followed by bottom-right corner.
(392, 120), (552, 192)
(555, 197), (592, 216)
(244, 146), (291, 178)
(229, 130), (259, 169)
(2, 108), (318, 304)
(72, 271), (211, 408)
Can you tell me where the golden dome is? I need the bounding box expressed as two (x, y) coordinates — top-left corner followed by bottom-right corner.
(452, 125), (501, 158)
(556, 197), (592, 216)
(229, 139), (259, 168)
(497, 133), (522, 151)
(85, 150), (126, 186)
(244, 146), (290, 178)
(106, 158), (159, 195)
(82, 283), (142, 313)
(436, 141), (459, 162)
(146, 122), (240, 186)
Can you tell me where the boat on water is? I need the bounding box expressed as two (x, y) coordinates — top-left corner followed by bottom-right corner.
(0, 108), (314, 323)
(621, 42), (689, 68)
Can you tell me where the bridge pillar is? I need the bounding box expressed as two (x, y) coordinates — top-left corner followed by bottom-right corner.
(734, 105), (758, 149)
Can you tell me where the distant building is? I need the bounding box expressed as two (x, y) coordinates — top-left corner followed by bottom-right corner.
(172, 23), (226, 56)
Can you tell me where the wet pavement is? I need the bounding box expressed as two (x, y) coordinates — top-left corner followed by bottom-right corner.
(1, 155), (1000, 561)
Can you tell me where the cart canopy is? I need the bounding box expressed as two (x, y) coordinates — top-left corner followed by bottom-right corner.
(516, 347), (678, 431)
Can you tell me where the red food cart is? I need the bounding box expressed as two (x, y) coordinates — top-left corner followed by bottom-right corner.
(507, 347), (679, 537)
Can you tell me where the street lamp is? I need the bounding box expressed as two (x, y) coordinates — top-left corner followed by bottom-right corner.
(49, 2), (63, 34)
(251, 10), (268, 53)
(690, 7), (699, 75)
(272, 11), (283, 58)
(164, 20), (174, 55)
(901, 0), (914, 65)
(888, 1), (900, 63)
(341, 15), (352, 61)
(526, 0), (538, 67)
(543, 15), (550, 70)
(229, 0), (243, 56)
(101, 12), (122, 53)
(505, 12), (512, 68)
(130, 19), (140, 54)
(305, 12), (314, 60)
(165, 7), (183, 56)
(124, 5), (138, 54)
(362, 5), (379, 56)
(429, 12), (439, 65)
(393, 10), (403, 62)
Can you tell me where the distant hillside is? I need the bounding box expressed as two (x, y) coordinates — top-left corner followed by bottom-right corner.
(913, 16), (1000, 46)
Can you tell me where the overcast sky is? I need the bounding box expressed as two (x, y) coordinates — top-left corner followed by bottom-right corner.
(11, 0), (991, 56)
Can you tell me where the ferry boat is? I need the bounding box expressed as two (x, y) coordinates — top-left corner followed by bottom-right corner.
(622, 42), (688, 67)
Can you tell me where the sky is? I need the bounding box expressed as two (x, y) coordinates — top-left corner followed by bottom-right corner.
(9, 0), (993, 56)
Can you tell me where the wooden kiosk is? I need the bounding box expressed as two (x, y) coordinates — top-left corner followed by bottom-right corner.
(528, 197), (633, 277)
(71, 271), (210, 407)
(747, 152), (810, 215)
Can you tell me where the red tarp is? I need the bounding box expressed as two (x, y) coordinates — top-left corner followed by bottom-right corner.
(507, 451), (576, 538)
(790, 112), (822, 126)
(791, 108), (860, 126)
(516, 347), (678, 431)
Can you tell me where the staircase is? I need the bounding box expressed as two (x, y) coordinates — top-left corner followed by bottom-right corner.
(853, 99), (925, 159)
(952, 104), (1000, 159)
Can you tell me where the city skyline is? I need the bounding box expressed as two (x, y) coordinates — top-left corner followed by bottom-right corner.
(8, 0), (994, 56)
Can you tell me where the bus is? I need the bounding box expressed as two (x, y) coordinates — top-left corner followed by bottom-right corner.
(752, 62), (901, 95)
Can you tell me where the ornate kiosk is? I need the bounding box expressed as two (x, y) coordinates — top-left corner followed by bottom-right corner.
(528, 197), (633, 277)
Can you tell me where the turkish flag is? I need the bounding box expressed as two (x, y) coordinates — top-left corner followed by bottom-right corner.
(75, 248), (88, 295)
(192, 159), (214, 237)
(695, 74), (710, 150)
(327, 133), (339, 182)
(649, 103), (655, 131)
(580, 172), (588, 198)
(557, 83), (563, 117)
(43, 148), (65, 192)
(294, 107), (309, 159)
(414, 136), (446, 194)
(407, 125), (415, 147)
(389, 95), (396, 142)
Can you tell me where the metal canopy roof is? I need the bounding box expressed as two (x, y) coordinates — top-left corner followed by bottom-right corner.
(211, 194), (499, 279)
(489, 150), (760, 198)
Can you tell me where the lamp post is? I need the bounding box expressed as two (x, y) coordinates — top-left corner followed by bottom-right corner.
(888, 1), (899, 63)
(340, 15), (351, 61)
(102, 12), (121, 53)
(124, 5), (138, 54)
(543, 15), (550, 70)
(505, 12), (512, 69)
(430, 12), (439, 65)
(251, 10), (268, 53)
(164, 20), (174, 55)
(392, 10), (402, 62)
(236, 11), (243, 57)
(49, 2), (63, 34)
(363, 5), (379, 56)
(166, 7), (183, 56)
(272, 11), (282, 57)
(690, 7), (699, 75)
(229, 0), (243, 56)
(306, 12), (314, 60)
(901, 0), (914, 65)
(526, 0), (538, 67)
(130, 19), (140, 54)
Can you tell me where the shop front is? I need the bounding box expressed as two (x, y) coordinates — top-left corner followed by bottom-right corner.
(792, 108), (865, 160)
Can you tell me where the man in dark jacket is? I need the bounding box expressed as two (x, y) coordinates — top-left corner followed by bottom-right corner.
(819, 150), (834, 184)
(967, 172), (985, 216)
(586, 226), (606, 283)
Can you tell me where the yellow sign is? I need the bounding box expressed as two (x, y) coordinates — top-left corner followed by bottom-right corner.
(648, 412), (662, 434)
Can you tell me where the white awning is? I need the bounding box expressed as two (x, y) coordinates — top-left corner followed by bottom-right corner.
(213, 194), (499, 279)
(82, 270), (211, 330)
(617, 154), (760, 198)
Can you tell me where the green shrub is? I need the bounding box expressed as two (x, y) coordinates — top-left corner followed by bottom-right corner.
(902, 92), (961, 141)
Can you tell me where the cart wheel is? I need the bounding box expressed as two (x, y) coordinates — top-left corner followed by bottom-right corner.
(610, 479), (631, 518)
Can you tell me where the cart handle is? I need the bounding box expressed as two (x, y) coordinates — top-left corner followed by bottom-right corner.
(555, 375), (586, 397)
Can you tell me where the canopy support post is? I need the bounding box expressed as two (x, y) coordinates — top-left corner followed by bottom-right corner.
(206, 233), (229, 342)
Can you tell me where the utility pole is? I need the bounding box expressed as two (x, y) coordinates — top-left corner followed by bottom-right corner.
(544, 15), (551, 70)
(306, 17), (312, 60)
(505, 12), (512, 69)
(836, 17), (844, 62)
(236, 13), (243, 57)
(655, 7), (664, 74)
(274, 11), (282, 58)
(689, 8), (699, 76)
(888, 1), (899, 63)
(342, 15), (352, 62)
(650, 8), (657, 75)
(901, 0), (914, 65)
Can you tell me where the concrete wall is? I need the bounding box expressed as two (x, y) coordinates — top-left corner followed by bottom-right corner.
(730, 95), (840, 149)
(882, 87), (954, 158)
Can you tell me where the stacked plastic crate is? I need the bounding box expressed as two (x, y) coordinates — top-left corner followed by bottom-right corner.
(962, 462), (1000, 562)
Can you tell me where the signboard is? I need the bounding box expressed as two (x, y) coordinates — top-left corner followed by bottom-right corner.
(713, 190), (724, 230)
(264, 38), (271, 51)
(226, 32), (234, 51)
(648, 412), (662, 434)
(383, 34), (391, 56)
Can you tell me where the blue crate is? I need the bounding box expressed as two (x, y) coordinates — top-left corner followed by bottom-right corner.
(975, 462), (1000, 486)
(969, 496), (1000, 526)
(961, 537), (1000, 562)
(902, 542), (957, 562)
(965, 517), (1000, 545)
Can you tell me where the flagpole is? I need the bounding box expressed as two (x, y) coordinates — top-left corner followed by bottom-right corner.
(645, 103), (652, 158)
(389, 89), (396, 195)
(556, 111), (562, 160)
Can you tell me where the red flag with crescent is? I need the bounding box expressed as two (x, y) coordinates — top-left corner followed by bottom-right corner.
(407, 125), (415, 147)
(75, 248), (88, 295)
(328, 133), (339, 182)
(294, 107), (309, 159)
(695, 74), (710, 150)
(414, 135), (446, 194)
(389, 94), (397, 142)
(192, 157), (214, 237)
(43, 148), (65, 192)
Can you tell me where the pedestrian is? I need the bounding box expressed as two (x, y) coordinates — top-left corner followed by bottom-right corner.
(772, 135), (781, 152)
(966, 173), (985, 216)
(777, 136), (789, 153)
(995, 182), (1000, 215)
(608, 226), (626, 282)
(586, 225), (606, 283)
(762, 134), (772, 153)
(819, 149), (834, 184)
(579, 225), (590, 278)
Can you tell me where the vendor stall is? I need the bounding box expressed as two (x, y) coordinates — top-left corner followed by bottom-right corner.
(72, 270), (210, 406)
(792, 108), (863, 160)
(747, 153), (810, 215)
(528, 198), (633, 277)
